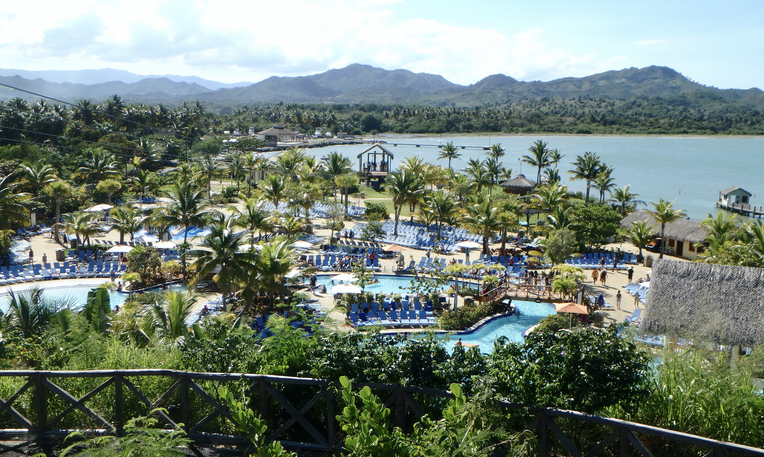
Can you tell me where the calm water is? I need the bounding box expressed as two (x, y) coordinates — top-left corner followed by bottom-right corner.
(308, 135), (764, 220)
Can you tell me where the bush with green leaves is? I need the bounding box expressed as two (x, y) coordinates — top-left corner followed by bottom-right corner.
(363, 201), (389, 221)
(438, 301), (494, 330)
(488, 325), (650, 414)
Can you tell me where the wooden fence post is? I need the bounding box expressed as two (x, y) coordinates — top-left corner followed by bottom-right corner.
(181, 374), (189, 430)
(619, 427), (630, 457)
(33, 373), (48, 453)
(114, 374), (124, 436)
(538, 410), (548, 457)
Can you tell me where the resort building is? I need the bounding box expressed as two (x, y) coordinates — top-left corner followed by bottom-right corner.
(643, 259), (764, 348)
(620, 210), (708, 260)
(257, 126), (300, 147)
(719, 186), (752, 206)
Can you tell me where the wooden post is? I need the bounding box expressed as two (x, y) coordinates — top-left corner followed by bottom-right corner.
(181, 374), (189, 430)
(114, 374), (124, 436)
(33, 373), (48, 453)
(538, 411), (548, 457)
(619, 427), (630, 456)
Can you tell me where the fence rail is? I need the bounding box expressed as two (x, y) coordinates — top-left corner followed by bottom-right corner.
(0, 370), (760, 456)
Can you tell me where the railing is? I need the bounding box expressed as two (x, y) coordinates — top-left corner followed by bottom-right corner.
(0, 370), (761, 456)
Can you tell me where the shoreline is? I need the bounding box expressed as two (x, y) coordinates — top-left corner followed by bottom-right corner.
(364, 132), (764, 140)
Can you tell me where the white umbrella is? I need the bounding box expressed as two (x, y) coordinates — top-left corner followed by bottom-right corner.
(455, 240), (483, 249)
(291, 240), (313, 249)
(153, 241), (177, 249)
(106, 245), (134, 254)
(331, 283), (361, 295)
(330, 273), (356, 282)
(84, 204), (114, 212)
(284, 269), (302, 279)
(135, 235), (158, 243)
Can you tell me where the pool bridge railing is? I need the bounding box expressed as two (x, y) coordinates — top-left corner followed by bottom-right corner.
(0, 369), (762, 456)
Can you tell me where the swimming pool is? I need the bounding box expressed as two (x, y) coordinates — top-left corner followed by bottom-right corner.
(315, 274), (477, 295)
(440, 300), (556, 353)
(0, 282), (187, 312)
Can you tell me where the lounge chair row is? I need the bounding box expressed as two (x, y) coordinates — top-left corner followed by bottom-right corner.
(0, 261), (126, 285)
(349, 309), (437, 328)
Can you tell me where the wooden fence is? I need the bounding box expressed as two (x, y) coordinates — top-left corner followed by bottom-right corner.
(0, 370), (761, 456)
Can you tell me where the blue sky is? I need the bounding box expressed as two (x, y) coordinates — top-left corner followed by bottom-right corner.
(0, 0), (761, 89)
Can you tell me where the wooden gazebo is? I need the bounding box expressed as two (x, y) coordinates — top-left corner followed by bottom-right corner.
(357, 144), (394, 189)
(500, 174), (536, 196)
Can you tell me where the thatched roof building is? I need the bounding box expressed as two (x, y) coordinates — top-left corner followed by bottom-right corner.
(621, 210), (708, 259)
(642, 259), (764, 346)
(499, 174), (536, 196)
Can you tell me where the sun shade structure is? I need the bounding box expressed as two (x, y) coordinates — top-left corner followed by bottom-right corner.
(642, 259), (764, 346)
(499, 174), (537, 195)
(106, 245), (133, 254)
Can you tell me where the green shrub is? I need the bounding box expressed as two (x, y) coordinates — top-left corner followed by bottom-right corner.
(439, 301), (494, 330)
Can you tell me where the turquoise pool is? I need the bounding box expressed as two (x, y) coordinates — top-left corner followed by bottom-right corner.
(440, 300), (556, 353)
(316, 274), (477, 295)
(0, 282), (187, 312)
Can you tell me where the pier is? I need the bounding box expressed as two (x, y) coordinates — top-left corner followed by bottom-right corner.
(716, 201), (764, 218)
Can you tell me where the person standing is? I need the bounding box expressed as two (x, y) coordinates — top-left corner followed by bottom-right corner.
(600, 269), (608, 287)
(627, 267), (634, 282)
(591, 269), (598, 285)
(616, 290), (622, 310)
(465, 249), (470, 262)
(28, 249), (34, 263)
(42, 253), (47, 265)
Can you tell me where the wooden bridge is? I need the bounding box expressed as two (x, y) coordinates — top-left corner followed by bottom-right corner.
(0, 370), (762, 456)
(717, 201), (764, 218)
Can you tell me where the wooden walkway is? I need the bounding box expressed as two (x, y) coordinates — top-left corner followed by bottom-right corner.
(716, 201), (764, 217)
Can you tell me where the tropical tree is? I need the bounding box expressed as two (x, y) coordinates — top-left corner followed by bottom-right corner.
(196, 153), (221, 198)
(5, 288), (57, 338)
(43, 180), (73, 239)
(96, 178), (122, 204)
(0, 173), (30, 230)
(385, 169), (424, 236)
(522, 140), (553, 184)
(190, 213), (253, 309)
(276, 146), (307, 182)
(542, 228), (578, 265)
(463, 195), (502, 254)
(610, 185), (644, 216)
(261, 175), (287, 211)
(18, 161), (56, 223)
(240, 240), (294, 315)
(230, 198), (274, 246)
(63, 211), (100, 246)
(649, 198), (686, 259)
(438, 141), (461, 170)
(592, 165), (616, 203)
(144, 291), (197, 345)
(156, 182), (211, 275)
(624, 220), (656, 260)
(533, 182), (568, 214)
(701, 212), (738, 245)
(568, 151), (602, 204)
(77, 148), (120, 185)
(335, 173), (359, 217)
(110, 205), (147, 244)
(425, 190), (458, 241)
(321, 151), (353, 200)
(488, 143), (505, 160)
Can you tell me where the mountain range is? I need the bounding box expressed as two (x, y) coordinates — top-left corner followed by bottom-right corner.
(1, 64), (763, 108)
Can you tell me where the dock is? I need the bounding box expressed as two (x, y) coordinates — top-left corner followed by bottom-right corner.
(716, 201), (764, 218)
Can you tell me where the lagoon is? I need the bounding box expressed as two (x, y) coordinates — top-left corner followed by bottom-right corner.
(307, 135), (764, 220)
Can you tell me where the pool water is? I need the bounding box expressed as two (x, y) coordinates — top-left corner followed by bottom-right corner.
(0, 283), (187, 312)
(316, 274), (477, 295)
(441, 300), (556, 353)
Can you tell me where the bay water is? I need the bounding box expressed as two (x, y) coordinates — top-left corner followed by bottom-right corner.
(307, 135), (764, 220)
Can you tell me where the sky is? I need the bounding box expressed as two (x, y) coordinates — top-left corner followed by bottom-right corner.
(1, 0), (762, 89)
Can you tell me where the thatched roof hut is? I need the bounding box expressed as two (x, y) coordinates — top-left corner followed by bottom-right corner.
(499, 174), (536, 195)
(621, 210), (708, 259)
(642, 259), (764, 346)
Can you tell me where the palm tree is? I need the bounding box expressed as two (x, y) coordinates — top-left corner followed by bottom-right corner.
(276, 147), (307, 182)
(385, 170), (424, 236)
(400, 156), (426, 176)
(96, 178), (122, 204)
(425, 190), (458, 240)
(6, 288), (57, 338)
(261, 175), (287, 211)
(0, 173), (30, 230)
(321, 151), (352, 200)
(438, 141), (461, 170)
(335, 173), (359, 217)
(592, 166), (616, 204)
(649, 199), (686, 259)
(230, 198), (274, 246)
(18, 161), (56, 223)
(463, 194), (502, 254)
(110, 205), (147, 244)
(465, 160), (492, 194)
(522, 140), (553, 184)
(624, 220), (655, 259)
(488, 143), (505, 160)
(240, 240), (294, 315)
(190, 213), (253, 309)
(610, 185), (645, 217)
(701, 212), (738, 244)
(542, 167), (561, 186)
(77, 148), (119, 185)
(196, 154), (221, 199)
(43, 180), (73, 239)
(63, 211), (100, 246)
(568, 151), (601, 204)
(533, 182), (568, 214)
(156, 182), (211, 275)
(549, 149), (564, 169)
(144, 291), (197, 344)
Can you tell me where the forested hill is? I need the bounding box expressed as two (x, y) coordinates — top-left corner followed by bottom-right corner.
(2, 64), (764, 109)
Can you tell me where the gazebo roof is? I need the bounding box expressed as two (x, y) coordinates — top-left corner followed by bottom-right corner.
(258, 126), (298, 136)
(357, 144), (394, 160)
(620, 210), (708, 244)
(499, 174), (536, 190)
(642, 259), (764, 346)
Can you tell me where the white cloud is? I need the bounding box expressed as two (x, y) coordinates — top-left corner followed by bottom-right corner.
(0, 0), (614, 84)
